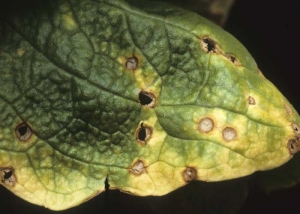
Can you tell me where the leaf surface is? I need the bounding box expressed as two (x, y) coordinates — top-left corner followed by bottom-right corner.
(0, 0), (299, 210)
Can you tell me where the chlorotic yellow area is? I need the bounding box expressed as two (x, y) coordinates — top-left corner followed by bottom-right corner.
(120, 168), (156, 195)
(0, 124), (38, 152)
(0, 150), (105, 210)
(118, 55), (162, 100)
(59, 1), (78, 31)
(121, 161), (186, 196)
(146, 162), (186, 195)
(1, 0), (300, 210)
(246, 91), (291, 127)
(193, 108), (247, 152)
(62, 13), (78, 30)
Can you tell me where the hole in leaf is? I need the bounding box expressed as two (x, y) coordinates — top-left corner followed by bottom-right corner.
(0, 167), (16, 187)
(136, 123), (152, 145)
(3, 170), (12, 180)
(183, 167), (197, 182)
(15, 123), (33, 142)
(138, 128), (146, 140)
(204, 38), (216, 52)
(200, 37), (218, 53)
(125, 56), (139, 70)
(18, 125), (27, 136)
(138, 91), (156, 107)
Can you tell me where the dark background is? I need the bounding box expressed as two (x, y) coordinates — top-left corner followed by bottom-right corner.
(226, 0), (300, 213)
(1, 0), (299, 213)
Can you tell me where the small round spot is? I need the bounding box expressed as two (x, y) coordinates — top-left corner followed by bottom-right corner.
(247, 96), (256, 105)
(183, 167), (197, 182)
(222, 127), (237, 142)
(15, 123), (32, 142)
(126, 56), (138, 70)
(292, 123), (299, 132)
(136, 123), (152, 145)
(130, 160), (145, 175)
(224, 54), (241, 66)
(287, 139), (300, 155)
(292, 123), (300, 139)
(199, 117), (214, 133)
(138, 91), (156, 107)
(0, 167), (16, 187)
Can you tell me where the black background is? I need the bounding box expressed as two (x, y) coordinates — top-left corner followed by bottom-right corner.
(226, 0), (300, 213)
(1, 0), (299, 213)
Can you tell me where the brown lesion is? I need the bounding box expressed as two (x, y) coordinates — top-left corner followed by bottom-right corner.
(129, 160), (146, 175)
(287, 123), (300, 156)
(224, 54), (241, 66)
(183, 167), (197, 182)
(125, 56), (139, 71)
(287, 139), (300, 156)
(247, 96), (256, 105)
(292, 123), (300, 140)
(200, 37), (220, 54)
(0, 167), (16, 187)
(199, 36), (242, 66)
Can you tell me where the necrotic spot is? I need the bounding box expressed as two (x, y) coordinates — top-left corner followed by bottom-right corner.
(200, 37), (218, 53)
(130, 160), (145, 175)
(183, 167), (197, 182)
(126, 56), (139, 70)
(292, 123), (300, 140)
(248, 96), (256, 105)
(288, 139), (300, 155)
(292, 123), (299, 132)
(0, 167), (16, 187)
(15, 123), (33, 142)
(222, 127), (237, 142)
(138, 91), (156, 107)
(199, 117), (214, 133)
(136, 123), (152, 145)
(225, 54), (241, 66)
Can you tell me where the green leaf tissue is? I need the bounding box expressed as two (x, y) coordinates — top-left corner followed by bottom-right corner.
(0, 0), (299, 210)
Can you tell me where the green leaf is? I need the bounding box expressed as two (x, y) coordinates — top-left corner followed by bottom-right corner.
(0, 0), (299, 210)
